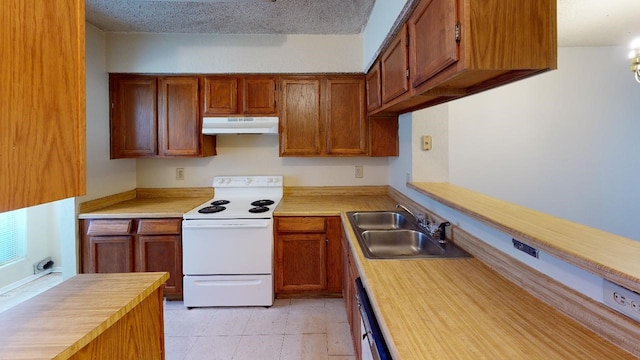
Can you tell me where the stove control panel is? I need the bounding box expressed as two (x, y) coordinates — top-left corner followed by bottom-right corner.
(213, 176), (282, 187)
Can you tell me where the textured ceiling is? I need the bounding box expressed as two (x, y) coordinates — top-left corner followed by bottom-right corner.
(557, 0), (640, 47)
(85, 0), (640, 47)
(85, 0), (375, 34)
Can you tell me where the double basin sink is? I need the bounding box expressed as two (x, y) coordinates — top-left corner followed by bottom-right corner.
(346, 211), (471, 259)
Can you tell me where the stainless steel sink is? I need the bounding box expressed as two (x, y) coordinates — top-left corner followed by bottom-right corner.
(346, 211), (472, 260)
(361, 230), (444, 257)
(350, 211), (411, 230)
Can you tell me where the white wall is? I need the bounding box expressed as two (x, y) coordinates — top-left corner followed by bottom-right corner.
(361, 0), (409, 70)
(449, 47), (640, 240)
(136, 135), (389, 187)
(81, 24), (137, 202)
(106, 33), (362, 73)
(391, 46), (640, 302)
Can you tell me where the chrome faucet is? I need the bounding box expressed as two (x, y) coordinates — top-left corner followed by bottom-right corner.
(395, 204), (427, 228)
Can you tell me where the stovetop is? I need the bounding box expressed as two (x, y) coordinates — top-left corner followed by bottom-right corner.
(183, 176), (283, 220)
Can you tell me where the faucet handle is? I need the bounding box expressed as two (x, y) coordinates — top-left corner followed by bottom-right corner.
(437, 221), (451, 243)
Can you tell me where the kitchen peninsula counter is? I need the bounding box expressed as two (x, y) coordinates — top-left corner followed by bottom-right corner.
(0, 272), (168, 359)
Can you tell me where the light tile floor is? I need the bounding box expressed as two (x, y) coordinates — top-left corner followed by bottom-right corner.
(164, 298), (356, 360)
(0, 275), (354, 359)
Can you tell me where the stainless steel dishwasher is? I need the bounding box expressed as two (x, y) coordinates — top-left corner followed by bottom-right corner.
(356, 278), (392, 360)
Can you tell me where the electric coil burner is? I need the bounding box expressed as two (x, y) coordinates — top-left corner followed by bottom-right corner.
(182, 176), (283, 308)
(198, 205), (226, 214)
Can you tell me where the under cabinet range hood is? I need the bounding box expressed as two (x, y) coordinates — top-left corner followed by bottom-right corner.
(202, 117), (279, 135)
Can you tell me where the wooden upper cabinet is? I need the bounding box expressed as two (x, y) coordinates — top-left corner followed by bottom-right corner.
(381, 24), (409, 104)
(110, 75), (158, 158)
(281, 75), (394, 157)
(158, 77), (201, 157)
(279, 77), (323, 156)
(110, 74), (215, 159)
(326, 77), (367, 156)
(410, 0), (557, 97)
(369, 116), (399, 157)
(365, 60), (382, 112)
(202, 76), (238, 115)
(243, 77), (277, 114)
(1, 0), (86, 212)
(368, 0), (556, 115)
(408, 0), (458, 88)
(202, 76), (277, 116)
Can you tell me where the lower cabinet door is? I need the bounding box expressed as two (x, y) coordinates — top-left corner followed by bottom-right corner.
(275, 233), (327, 292)
(88, 236), (135, 273)
(137, 235), (183, 298)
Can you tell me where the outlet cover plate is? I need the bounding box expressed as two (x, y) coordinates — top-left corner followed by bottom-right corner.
(512, 239), (539, 258)
(603, 279), (640, 322)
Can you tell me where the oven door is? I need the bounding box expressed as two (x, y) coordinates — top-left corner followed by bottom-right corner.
(182, 219), (273, 275)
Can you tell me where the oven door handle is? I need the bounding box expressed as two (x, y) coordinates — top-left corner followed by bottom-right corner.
(182, 220), (271, 229)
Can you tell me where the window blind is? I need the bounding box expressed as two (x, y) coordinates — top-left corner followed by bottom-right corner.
(0, 209), (26, 267)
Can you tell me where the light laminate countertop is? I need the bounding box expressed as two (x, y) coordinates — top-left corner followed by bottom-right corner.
(0, 272), (168, 359)
(78, 188), (212, 219)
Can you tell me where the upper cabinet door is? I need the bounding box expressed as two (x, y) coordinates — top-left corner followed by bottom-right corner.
(110, 75), (158, 158)
(243, 77), (277, 115)
(381, 24), (410, 104)
(279, 78), (323, 156)
(202, 76), (239, 115)
(1, 0), (86, 212)
(158, 77), (201, 157)
(408, 0), (458, 88)
(365, 61), (382, 112)
(326, 77), (367, 156)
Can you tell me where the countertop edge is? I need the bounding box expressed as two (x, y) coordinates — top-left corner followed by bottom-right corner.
(408, 182), (640, 293)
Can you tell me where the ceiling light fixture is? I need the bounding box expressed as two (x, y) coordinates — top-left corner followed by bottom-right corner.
(630, 38), (640, 83)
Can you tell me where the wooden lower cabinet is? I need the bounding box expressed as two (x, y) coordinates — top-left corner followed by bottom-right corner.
(342, 229), (362, 359)
(274, 216), (342, 296)
(80, 218), (183, 299)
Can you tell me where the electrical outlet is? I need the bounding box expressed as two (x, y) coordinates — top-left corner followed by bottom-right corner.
(355, 165), (364, 178)
(603, 279), (640, 322)
(176, 168), (185, 181)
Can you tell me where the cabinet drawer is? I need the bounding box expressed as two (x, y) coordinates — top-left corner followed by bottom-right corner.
(276, 217), (326, 233)
(86, 219), (133, 236)
(137, 219), (182, 235)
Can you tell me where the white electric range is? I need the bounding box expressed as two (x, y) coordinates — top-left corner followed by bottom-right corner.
(182, 175), (283, 308)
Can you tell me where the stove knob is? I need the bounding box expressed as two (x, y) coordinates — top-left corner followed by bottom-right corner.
(272, 177), (280, 184)
(216, 178), (225, 184)
(267, 178), (274, 183)
(225, 178), (232, 184)
(245, 177), (253, 185)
